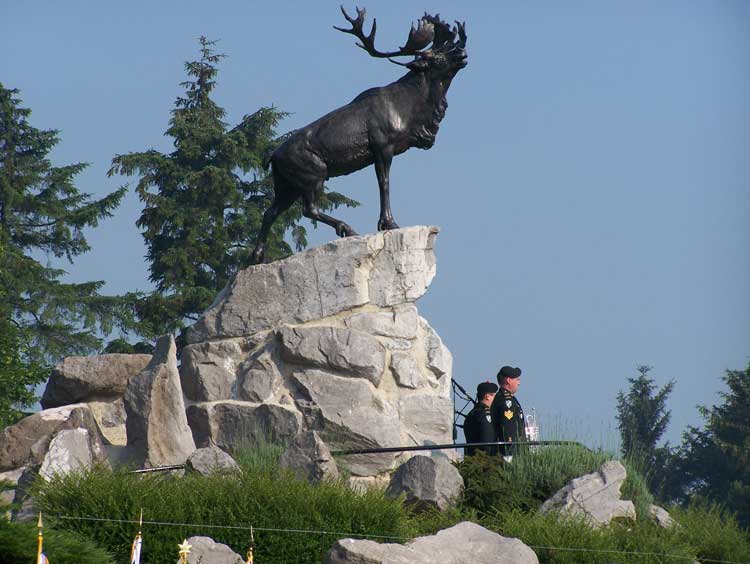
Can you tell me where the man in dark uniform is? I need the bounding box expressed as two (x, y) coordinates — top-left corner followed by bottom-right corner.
(463, 381), (498, 457)
(490, 365), (526, 461)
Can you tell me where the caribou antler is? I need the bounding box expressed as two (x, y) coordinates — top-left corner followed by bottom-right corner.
(334, 5), (435, 58)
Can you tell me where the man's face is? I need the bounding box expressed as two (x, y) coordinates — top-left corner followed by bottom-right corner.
(480, 392), (496, 407)
(503, 377), (521, 395)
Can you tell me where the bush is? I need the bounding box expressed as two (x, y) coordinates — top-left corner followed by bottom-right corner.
(670, 503), (750, 563)
(33, 448), (411, 564)
(456, 445), (653, 519)
(483, 509), (698, 564)
(0, 518), (114, 564)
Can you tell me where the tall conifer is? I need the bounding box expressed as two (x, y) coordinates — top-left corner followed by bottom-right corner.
(0, 83), (136, 423)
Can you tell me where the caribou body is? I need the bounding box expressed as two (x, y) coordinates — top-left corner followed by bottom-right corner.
(251, 7), (467, 263)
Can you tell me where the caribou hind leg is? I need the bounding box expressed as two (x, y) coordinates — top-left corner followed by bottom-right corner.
(302, 183), (358, 237)
(249, 173), (299, 265)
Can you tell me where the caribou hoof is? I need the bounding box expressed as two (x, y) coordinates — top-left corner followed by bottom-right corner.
(377, 219), (400, 231)
(337, 223), (357, 237)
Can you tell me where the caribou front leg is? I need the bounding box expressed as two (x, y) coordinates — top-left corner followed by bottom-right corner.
(375, 150), (399, 231)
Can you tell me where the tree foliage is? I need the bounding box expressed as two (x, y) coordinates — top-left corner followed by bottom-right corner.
(108, 37), (357, 337)
(615, 365), (675, 497)
(616, 365), (674, 457)
(0, 83), (137, 417)
(671, 362), (750, 527)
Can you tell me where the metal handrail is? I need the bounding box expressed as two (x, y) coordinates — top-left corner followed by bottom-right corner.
(331, 440), (588, 456)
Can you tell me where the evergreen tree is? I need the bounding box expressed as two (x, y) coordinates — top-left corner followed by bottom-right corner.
(616, 365), (675, 496)
(108, 37), (357, 337)
(673, 362), (750, 527)
(0, 83), (136, 370)
(616, 365), (675, 459)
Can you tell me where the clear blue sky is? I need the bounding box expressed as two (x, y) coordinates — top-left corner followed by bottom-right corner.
(3, 1), (748, 446)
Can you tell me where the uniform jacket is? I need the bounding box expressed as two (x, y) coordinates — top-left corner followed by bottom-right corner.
(490, 388), (526, 456)
(463, 403), (495, 456)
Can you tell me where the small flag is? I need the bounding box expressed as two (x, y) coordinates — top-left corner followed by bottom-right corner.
(36, 512), (50, 564)
(130, 509), (143, 564)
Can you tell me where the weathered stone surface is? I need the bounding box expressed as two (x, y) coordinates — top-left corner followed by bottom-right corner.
(540, 460), (636, 527)
(187, 401), (301, 451)
(398, 395), (454, 448)
(188, 226), (439, 343)
(236, 346), (283, 402)
(41, 354), (152, 408)
(180, 339), (244, 402)
(278, 326), (386, 386)
(124, 335), (196, 468)
(292, 370), (399, 476)
(39, 428), (97, 480)
(649, 504), (675, 528)
(390, 352), (423, 389)
(344, 304), (418, 339)
(177, 536), (244, 564)
(386, 455), (463, 512)
(325, 521), (538, 564)
(421, 317), (452, 379)
(87, 399), (127, 446)
(186, 446), (240, 476)
(0, 404), (107, 472)
(279, 431), (339, 483)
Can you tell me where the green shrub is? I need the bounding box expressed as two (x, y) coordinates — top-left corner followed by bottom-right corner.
(457, 445), (652, 519)
(670, 503), (750, 563)
(33, 452), (411, 564)
(0, 518), (114, 564)
(483, 508), (699, 564)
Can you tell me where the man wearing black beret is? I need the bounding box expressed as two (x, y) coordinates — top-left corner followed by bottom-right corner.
(490, 365), (526, 461)
(463, 381), (498, 457)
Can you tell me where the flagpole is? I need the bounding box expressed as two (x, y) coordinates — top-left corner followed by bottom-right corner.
(245, 525), (254, 564)
(37, 512), (43, 562)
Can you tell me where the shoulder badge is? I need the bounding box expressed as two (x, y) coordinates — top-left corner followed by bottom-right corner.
(505, 400), (512, 408)
(485, 414), (492, 423)
(504, 410), (513, 420)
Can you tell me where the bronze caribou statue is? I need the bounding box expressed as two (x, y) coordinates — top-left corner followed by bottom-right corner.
(250, 6), (467, 264)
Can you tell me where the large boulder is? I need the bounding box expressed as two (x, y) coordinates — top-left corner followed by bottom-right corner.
(540, 460), (636, 527)
(41, 354), (152, 408)
(186, 401), (301, 451)
(185, 446), (240, 476)
(279, 431), (339, 483)
(386, 455), (463, 512)
(176, 536), (244, 564)
(124, 335), (195, 468)
(325, 521), (538, 564)
(188, 226), (438, 343)
(277, 326), (386, 386)
(180, 339), (245, 402)
(0, 404), (107, 472)
(180, 227), (454, 480)
(0, 405), (109, 521)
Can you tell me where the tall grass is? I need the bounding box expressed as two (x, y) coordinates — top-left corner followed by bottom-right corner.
(33, 444), (411, 564)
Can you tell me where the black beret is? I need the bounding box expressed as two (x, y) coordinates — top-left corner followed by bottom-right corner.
(497, 365), (522, 380)
(477, 381), (499, 396)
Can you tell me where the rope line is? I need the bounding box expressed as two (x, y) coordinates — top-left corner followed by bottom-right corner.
(53, 515), (410, 541)
(51, 514), (750, 564)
